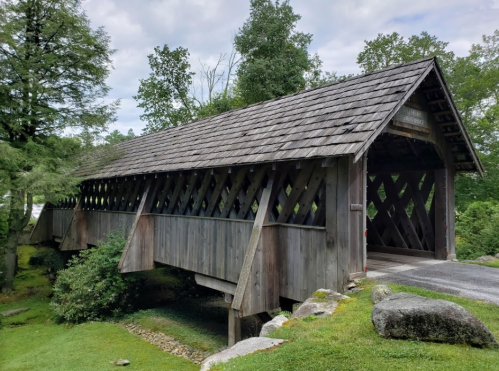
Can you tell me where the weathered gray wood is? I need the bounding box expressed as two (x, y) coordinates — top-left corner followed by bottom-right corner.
(293, 167), (325, 225)
(205, 170), (229, 217)
(336, 156), (350, 292)
(231, 187), (271, 312)
(349, 156), (365, 275)
(118, 180), (154, 272)
(407, 173), (435, 251)
(29, 204), (50, 244)
(368, 244), (435, 258)
(434, 168), (447, 260)
(60, 197), (87, 251)
(191, 172), (212, 216)
(325, 159), (338, 291)
(178, 173), (198, 215)
(237, 167), (267, 219)
(381, 174), (423, 250)
(195, 274), (236, 294)
(446, 167), (456, 259)
(276, 165), (314, 223)
(220, 168), (248, 219)
(227, 301), (241, 347)
(165, 177), (186, 214)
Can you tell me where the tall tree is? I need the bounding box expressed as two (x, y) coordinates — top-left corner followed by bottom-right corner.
(234, 0), (314, 105)
(134, 45), (194, 134)
(0, 0), (117, 292)
(357, 32), (455, 74)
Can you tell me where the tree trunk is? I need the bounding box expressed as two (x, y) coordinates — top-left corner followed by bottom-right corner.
(1, 189), (32, 293)
(2, 230), (20, 293)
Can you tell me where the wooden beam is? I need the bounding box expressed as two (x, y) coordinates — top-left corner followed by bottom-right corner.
(165, 177), (185, 214)
(434, 110), (452, 117)
(231, 186), (272, 312)
(434, 169), (448, 260)
(437, 121), (457, 127)
(227, 295), (241, 347)
(237, 167), (267, 219)
(195, 274), (236, 295)
(118, 180), (154, 272)
(220, 168), (248, 218)
(367, 245), (435, 258)
(29, 203), (50, 244)
(428, 98), (447, 105)
(60, 195), (87, 251)
(276, 165), (314, 223)
(205, 170), (229, 217)
(421, 86), (442, 93)
(443, 131), (462, 137)
(191, 171), (213, 216)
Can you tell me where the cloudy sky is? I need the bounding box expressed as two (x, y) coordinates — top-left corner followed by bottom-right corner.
(82, 0), (499, 135)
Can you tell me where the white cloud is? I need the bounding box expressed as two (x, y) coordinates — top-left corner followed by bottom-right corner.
(81, 0), (499, 134)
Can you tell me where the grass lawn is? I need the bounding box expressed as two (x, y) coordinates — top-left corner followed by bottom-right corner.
(468, 260), (499, 269)
(214, 282), (499, 371)
(0, 246), (199, 371)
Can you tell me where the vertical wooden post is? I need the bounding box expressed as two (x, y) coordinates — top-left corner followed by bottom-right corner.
(226, 295), (241, 347)
(325, 160), (338, 291)
(434, 168), (448, 260)
(446, 168), (456, 259)
(60, 196), (88, 251)
(336, 157), (350, 291)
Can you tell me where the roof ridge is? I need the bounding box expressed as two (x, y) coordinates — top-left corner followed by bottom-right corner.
(116, 57), (436, 146)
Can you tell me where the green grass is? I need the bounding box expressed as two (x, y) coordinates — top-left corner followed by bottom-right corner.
(467, 260), (499, 269)
(215, 282), (499, 371)
(0, 245), (199, 371)
(0, 322), (198, 371)
(126, 298), (227, 353)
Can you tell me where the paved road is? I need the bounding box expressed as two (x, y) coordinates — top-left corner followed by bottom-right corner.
(378, 262), (499, 306)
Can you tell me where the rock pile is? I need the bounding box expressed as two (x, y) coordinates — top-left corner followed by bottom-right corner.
(123, 323), (208, 364)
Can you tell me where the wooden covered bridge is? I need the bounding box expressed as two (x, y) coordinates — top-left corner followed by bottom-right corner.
(31, 57), (482, 344)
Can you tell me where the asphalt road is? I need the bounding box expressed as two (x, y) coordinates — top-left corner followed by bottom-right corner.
(378, 262), (499, 306)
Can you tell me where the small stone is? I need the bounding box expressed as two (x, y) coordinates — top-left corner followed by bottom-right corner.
(371, 285), (394, 304)
(495, 253), (499, 259)
(291, 289), (349, 320)
(113, 359), (130, 366)
(259, 315), (288, 337)
(348, 287), (364, 293)
(1, 308), (29, 317)
(347, 282), (357, 289)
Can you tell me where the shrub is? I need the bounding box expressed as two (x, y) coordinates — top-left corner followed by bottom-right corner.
(50, 233), (140, 323)
(455, 201), (499, 259)
(29, 249), (65, 273)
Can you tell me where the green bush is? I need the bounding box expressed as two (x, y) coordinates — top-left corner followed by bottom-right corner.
(29, 249), (65, 273)
(50, 233), (140, 323)
(455, 201), (499, 259)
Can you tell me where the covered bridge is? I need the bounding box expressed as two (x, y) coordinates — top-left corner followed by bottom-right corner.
(30, 57), (482, 345)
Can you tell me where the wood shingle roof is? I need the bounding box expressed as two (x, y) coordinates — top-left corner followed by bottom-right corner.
(76, 58), (480, 180)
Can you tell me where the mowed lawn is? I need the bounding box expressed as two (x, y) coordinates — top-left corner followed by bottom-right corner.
(0, 246), (198, 371)
(215, 282), (499, 371)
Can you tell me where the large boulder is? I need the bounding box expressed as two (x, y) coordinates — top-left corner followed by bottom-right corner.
(291, 289), (349, 320)
(259, 315), (288, 337)
(370, 285), (394, 304)
(200, 337), (284, 371)
(372, 293), (498, 348)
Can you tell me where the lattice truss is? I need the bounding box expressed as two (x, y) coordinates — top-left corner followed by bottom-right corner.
(75, 161), (327, 226)
(367, 171), (436, 251)
(49, 197), (77, 209)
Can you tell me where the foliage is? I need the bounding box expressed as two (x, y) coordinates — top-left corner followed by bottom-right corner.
(0, 0), (118, 292)
(214, 282), (499, 371)
(104, 128), (136, 144)
(455, 201), (499, 259)
(50, 234), (141, 323)
(134, 45), (195, 134)
(357, 31), (455, 74)
(28, 249), (64, 273)
(234, 0), (316, 105)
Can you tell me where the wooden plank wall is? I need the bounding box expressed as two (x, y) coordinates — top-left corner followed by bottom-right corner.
(52, 209), (74, 237)
(277, 225), (326, 302)
(85, 211), (136, 246)
(153, 215), (254, 283)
